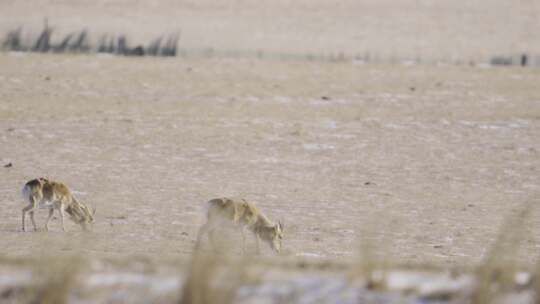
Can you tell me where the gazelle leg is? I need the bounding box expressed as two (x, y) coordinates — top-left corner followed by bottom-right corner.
(29, 210), (38, 232)
(22, 196), (38, 232)
(239, 226), (246, 255)
(22, 204), (33, 232)
(60, 205), (67, 232)
(255, 233), (261, 255)
(44, 208), (54, 231)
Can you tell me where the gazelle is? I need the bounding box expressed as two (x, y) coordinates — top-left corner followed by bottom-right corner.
(21, 178), (95, 232)
(196, 197), (283, 254)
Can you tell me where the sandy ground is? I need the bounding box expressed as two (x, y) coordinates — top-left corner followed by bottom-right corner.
(1, 0), (540, 62)
(0, 52), (539, 269)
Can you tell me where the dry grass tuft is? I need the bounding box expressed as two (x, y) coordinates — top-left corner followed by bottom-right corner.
(534, 261), (540, 304)
(29, 255), (85, 304)
(15, 233), (89, 304)
(351, 214), (394, 290)
(471, 201), (534, 304)
(179, 244), (259, 304)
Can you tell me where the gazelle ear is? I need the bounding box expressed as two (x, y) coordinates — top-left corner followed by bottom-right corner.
(278, 220), (284, 230)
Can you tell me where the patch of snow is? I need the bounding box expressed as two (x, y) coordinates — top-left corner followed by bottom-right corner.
(296, 252), (323, 258)
(459, 120), (527, 130)
(303, 143), (335, 151)
(322, 120), (337, 129)
(71, 190), (88, 195)
(274, 96), (293, 104)
(0, 271), (32, 286)
(515, 272), (532, 286)
(8, 52), (26, 58)
(86, 272), (179, 292)
(418, 274), (474, 299)
(383, 123), (404, 129)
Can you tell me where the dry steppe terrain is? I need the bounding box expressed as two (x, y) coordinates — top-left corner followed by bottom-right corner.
(1, 53), (539, 267)
(1, 1), (540, 302)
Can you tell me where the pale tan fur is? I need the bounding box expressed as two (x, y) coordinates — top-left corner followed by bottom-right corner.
(196, 197), (284, 254)
(21, 178), (95, 232)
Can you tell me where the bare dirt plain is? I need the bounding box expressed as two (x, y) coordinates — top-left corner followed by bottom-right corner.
(2, 1), (540, 302)
(1, 53), (540, 269)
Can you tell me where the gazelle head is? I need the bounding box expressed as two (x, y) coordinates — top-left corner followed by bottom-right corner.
(73, 205), (96, 231)
(260, 221), (284, 253)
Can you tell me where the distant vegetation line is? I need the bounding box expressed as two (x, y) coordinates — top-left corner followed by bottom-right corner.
(1, 22), (538, 68)
(1, 22), (179, 57)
